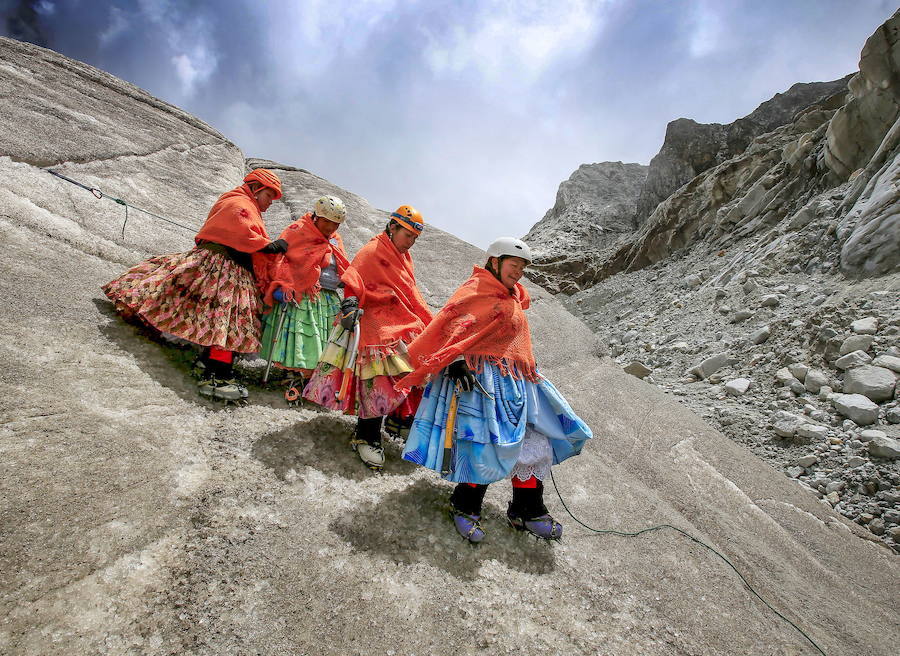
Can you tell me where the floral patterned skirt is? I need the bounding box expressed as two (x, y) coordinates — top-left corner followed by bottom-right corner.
(102, 246), (262, 353)
(303, 324), (420, 419)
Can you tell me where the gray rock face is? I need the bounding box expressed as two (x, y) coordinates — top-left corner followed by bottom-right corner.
(828, 21), (900, 276)
(523, 162), (647, 294)
(10, 36), (900, 656)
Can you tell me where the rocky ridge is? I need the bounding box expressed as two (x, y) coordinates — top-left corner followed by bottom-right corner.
(634, 77), (854, 223)
(523, 162), (647, 292)
(539, 13), (900, 552)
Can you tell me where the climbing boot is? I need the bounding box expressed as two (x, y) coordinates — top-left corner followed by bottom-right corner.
(352, 417), (385, 471)
(506, 504), (563, 541)
(198, 377), (248, 402)
(449, 506), (486, 544)
(350, 438), (385, 471)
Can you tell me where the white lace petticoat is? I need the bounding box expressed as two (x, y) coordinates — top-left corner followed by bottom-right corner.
(510, 427), (553, 482)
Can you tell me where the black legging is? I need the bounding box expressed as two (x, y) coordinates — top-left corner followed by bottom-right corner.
(356, 416), (384, 446)
(450, 480), (548, 518)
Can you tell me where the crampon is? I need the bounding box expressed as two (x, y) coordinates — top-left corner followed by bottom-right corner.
(198, 377), (249, 406)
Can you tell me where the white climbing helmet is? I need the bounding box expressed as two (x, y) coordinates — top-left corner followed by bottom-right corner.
(314, 195), (347, 223)
(486, 237), (532, 263)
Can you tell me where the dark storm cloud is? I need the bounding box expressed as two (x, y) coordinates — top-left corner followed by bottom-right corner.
(1, 1), (897, 247)
(2, 0), (49, 46)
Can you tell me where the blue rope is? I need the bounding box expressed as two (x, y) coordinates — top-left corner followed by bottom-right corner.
(45, 169), (198, 237)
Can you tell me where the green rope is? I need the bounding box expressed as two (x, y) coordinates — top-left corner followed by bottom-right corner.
(45, 169), (198, 237)
(548, 468), (827, 655)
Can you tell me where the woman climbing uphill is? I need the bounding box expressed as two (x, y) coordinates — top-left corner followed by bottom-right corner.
(400, 237), (592, 543)
(303, 205), (433, 471)
(257, 196), (351, 402)
(102, 168), (286, 402)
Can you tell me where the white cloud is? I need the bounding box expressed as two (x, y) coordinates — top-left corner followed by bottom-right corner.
(99, 5), (129, 47)
(171, 45), (217, 96)
(422, 0), (607, 85)
(266, 0), (402, 81)
(686, 1), (731, 59)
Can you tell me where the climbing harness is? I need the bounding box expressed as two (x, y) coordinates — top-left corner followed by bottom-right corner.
(548, 467), (827, 655)
(45, 168), (197, 239)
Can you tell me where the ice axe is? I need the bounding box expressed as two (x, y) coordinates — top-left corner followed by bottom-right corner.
(335, 311), (361, 401)
(441, 381), (461, 475)
(262, 302), (289, 384)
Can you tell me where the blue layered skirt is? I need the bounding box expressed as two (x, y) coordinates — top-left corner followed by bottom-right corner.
(402, 363), (592, 485)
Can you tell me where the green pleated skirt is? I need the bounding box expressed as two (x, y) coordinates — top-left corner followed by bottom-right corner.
(258, 289), (341, 371)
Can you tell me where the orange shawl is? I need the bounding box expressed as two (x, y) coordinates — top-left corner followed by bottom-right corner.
(341, 232), (433, 352)
(402, 266), (538, 388)
(257, 213), (351, 305)
(194, 184), (272, 252)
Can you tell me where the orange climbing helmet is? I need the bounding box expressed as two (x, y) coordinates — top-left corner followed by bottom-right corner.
(390, 204), (425, 235)
(243, 168), (283, 200)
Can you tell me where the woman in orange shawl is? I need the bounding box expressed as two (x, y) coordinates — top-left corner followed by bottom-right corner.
(401, 237), (592, 544)
(103, 169), (286, 401)
(303, 205), (433, 471)
(256, 196), (351, 398)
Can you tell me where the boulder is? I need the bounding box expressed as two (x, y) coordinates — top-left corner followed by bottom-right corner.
(843, 365), (897, 402)
(775, 367), (799, 386)
(724, 378), (751, 396)
(832, 394), (880, 426)
(690, 352), (735, 379)
(796, 455), (818, 467)
(772, 411), (805, 438)
(859, 429), (886, 442)
(788, 363), (809, 382)
(851, 317), (879, 335)
(804, 369), (829, 394)
(730, 309), (754, 323)
(749, 325), (771, 344)
(760, 294), (781, 307)
(873, 354), (900, 373)
(797, 424), (829, 440)
(624, 361), (653, 379)
(835, 350), (873, 370)
(840, 334), (874, 355)
(868, 435), (900, 459)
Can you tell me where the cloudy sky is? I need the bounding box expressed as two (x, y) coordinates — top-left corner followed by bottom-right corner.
(2, 0), (896, 247)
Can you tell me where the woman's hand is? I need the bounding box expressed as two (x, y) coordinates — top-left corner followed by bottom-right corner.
(447, 360), (476, 392)
(260, 238), (288, 254)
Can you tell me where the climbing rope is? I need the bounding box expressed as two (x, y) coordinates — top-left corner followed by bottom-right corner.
(548, 468), (827, 655)
(45, 169), (198, 238)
